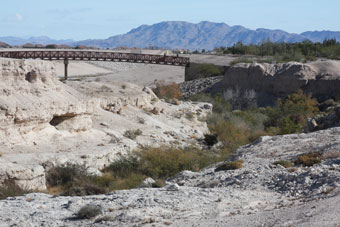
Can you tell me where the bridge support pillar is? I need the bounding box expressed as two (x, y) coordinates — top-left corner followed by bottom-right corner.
(64, 58), (69, 80)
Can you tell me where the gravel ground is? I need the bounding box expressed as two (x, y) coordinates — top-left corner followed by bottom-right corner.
(1, 128), (339, 226)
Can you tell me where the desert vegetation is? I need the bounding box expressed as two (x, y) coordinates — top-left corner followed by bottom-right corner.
(40, 89), (321, 197)
(214, 39), (340, 62)
(272, 151), (340, 168)
(44, 146), (228, 196)
(189, 90), (319, 152)
(153, 81), (182, 100)
(0, 180), (31, 200)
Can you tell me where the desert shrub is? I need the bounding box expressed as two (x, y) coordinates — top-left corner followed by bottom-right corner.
(263, 90), (319, 134)
(214, 39), (340, 61)
(208, 115), (250, 151)
(123, 129), (142, 140)
(63, 185), (107, 196)
(215, 160), (244, 171)
(230, 57), (254, 65)
(190, 93), (266, 151)
(109, 173), (146, 190)
(46, 164), (113, 196)
(76, 205), (102, 219)
(153, 81), (182, 100)
(46, 164), (87, 187)
(196, 63), (221, 77)
(273, 160), (293, 168)
(0, 180), (31, 200)
(104, 146), (220, 189)
(106, 156), (140, 178)
(294, 152), (322, 167)
(204, 134), (218, 146)
(185, 63), (223, 81)
(136, 146), (216, 179)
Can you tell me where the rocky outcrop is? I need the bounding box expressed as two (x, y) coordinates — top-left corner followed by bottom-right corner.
(306, 104), (340, 132)
(0, 58), (212, 190)
(0, 58), (94, 145)
(0, 127), (339, 226)
(222, 60), (340, 107)
(178, 76), (223, 98)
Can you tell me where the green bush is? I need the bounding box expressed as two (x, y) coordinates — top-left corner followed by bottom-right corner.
(263, 90), (319, 134)
(102, 146), (226, 190)
(106, 146), (218, 180)
(46, 164), (86, 187)
(196, 63), (221, 77)
(214, 39), (340, 61)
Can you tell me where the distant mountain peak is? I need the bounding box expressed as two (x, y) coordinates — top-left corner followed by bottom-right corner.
(1, 21), (339, 50)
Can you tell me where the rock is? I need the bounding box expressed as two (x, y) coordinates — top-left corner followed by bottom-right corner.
(179, 76), (223, 98)
(54, 115), (92, 132)
(165, 183), (180, 191)
(1, 127), (340, 226)
(25, 70), (38, 83)
(86, 167), (103, 177)
(222, 61), (340, 107)
(0, 163), (46, 191)
(139, 177), (156, 188)
(0, 58), (212, 191)
(203, 104), (212, 110)
(100, 122), (109, 127)
(151, 107), (160, 115)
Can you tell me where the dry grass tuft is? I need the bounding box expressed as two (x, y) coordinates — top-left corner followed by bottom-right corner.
(294, 152), (322, 167)
(153, 81), (182, 100)
(123, 129), (142, 140)
(0, 180), (31, 200)
(215, 160), (244, 172)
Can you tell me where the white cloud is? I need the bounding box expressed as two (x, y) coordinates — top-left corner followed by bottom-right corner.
(15, 13), (23, 21)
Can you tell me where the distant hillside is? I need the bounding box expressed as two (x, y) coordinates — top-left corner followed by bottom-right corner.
(0, 36), (74, 46)
(301, 31), (340, 43)
(74, 21), (307, 50)
(74, 21), (340, 50)
(1, 21), (339, 50)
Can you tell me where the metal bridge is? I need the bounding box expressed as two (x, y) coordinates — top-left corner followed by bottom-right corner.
(0, 49), (190, 80)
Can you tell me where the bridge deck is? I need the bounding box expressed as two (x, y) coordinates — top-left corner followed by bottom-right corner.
(0, 49), (190, 66)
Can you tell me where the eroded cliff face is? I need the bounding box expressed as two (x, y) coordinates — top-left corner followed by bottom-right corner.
(0, 58), (211, 190)
(0, 58), (94, 145)
(222, 60), (340, 108)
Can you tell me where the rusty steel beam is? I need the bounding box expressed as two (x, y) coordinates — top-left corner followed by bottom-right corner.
(0, 50), (190, 66)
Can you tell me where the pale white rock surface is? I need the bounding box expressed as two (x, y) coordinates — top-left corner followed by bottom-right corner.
(0, 127), (339, 226)
(0, 58), (211, 190)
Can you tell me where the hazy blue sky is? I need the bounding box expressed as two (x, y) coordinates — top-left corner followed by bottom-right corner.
(1, 0), (339, 40)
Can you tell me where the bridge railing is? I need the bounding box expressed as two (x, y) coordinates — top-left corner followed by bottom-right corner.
(0, 50), (190, 66)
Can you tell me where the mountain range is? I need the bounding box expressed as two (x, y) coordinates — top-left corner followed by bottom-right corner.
(1, 21), (340, 50)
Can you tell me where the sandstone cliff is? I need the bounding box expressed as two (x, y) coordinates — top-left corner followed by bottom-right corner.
(222, 60), (340, 108)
